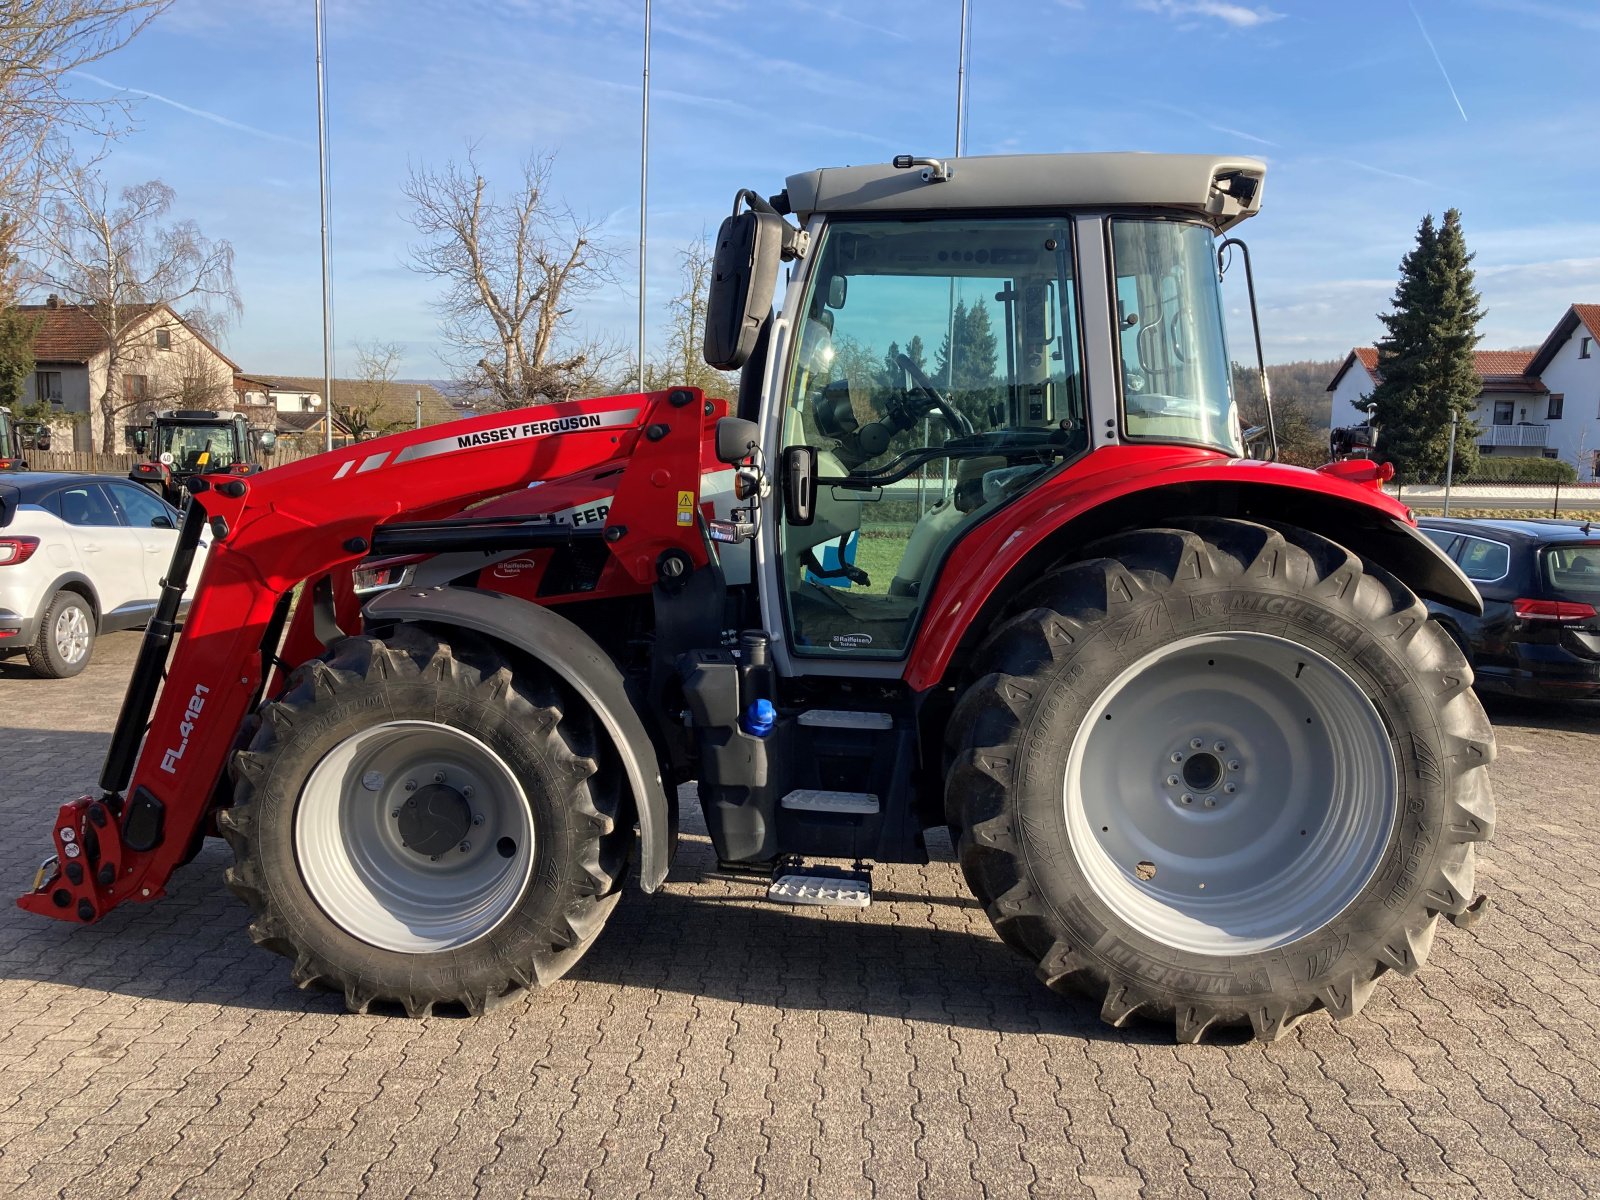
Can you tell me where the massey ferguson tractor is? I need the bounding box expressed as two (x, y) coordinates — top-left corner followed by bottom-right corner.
(17, 153), (1494, 1043)
(127, 408), (277, 505)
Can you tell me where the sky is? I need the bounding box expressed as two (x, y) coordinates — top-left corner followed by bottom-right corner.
(53, 0), (1600, 382)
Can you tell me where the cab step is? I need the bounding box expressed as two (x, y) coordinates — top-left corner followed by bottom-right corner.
(797, 709), (894, 731)
(780, 789), (880, 815)
(767, 864), (872, 908)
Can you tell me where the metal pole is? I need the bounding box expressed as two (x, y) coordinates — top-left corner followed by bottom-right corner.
(955, 0), (970, 156)
(415, 388), (421, 430)
(1442, 411), (1458, 516)
(637, 0), (650, 394)
(314, 0), (334, 453)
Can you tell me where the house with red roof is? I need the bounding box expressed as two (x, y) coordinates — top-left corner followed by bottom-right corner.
(19, 296), (239, 453)
(1327, 304), (1600, 477)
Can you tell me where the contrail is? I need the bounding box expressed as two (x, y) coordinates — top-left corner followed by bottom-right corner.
(1407, 1), (1468, 122)
(72, 70), (308, 147)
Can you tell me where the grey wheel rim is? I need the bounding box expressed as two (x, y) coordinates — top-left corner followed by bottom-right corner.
(54, 605), (90, 665)
(295, 721), (534, 953)
(1064, 632), (1396, 955)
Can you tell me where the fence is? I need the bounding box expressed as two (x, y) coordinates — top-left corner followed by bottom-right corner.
(1388, 476), (1600, 517)
(24, 440), (332, 477)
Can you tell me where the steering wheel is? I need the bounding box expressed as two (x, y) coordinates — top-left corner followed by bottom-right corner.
(897, 353), (975, 437)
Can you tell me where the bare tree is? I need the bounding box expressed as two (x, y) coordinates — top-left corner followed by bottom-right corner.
(403, 147), (616, 408)
(624, 234), (737, 398)
(337, 339), (406, 440)
(33, 164), (239, 448)
(0, 0), (171, 305)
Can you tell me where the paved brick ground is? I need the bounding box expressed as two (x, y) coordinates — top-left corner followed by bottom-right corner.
(1, 633), (1598, 1198)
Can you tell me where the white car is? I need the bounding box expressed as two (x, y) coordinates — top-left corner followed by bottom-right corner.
(0, 473), (207, 678)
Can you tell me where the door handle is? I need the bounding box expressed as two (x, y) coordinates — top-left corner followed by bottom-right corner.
(81, 542), (101, 552)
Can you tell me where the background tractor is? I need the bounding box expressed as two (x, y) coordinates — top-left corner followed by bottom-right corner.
(127, 409), (277, 505)
(19, 153), (1494, 1043)
(0, 405), (51, 471)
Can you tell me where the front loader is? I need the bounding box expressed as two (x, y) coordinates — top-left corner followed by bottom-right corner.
(18, 153), (1494, 1043)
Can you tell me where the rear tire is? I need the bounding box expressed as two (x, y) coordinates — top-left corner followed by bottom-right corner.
(27, 590), (94, 679)
(221, 625), (630, 1016)
(946, 519), (1495, 1043)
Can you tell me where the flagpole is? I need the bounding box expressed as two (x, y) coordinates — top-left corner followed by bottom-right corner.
(315, 0), (334, 451)
(637, 0), (650, 393)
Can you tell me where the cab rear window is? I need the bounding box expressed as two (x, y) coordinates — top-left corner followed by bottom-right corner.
(1542, 544), (1600, 593)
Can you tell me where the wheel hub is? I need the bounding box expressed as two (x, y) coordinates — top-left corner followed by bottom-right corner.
(294, 721), (534, 952)
(397, 784), (472, 857)
(1064, 631), (1396, 955)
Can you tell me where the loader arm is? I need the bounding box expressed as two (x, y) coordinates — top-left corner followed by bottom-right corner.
(19, 388), (713, 925)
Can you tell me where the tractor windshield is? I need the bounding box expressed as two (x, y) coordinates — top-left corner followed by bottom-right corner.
(158, 422), (240, 472)
(1110, 219), (1240, 454)
(778, 215), (1087, 658)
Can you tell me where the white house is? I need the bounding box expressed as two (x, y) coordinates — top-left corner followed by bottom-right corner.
(1327, 303), (1600, 477)
(1525, 305), (1600, 477)
(20, 297), (240, 453)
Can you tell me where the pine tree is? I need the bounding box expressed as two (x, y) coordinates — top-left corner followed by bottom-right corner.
(1369, 209), (1484, 479)
(0, 308), (39, 413)
(934, 300), (1001, 427)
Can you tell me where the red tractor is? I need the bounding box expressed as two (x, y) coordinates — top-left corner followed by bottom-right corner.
(18, 153), (1493, 1043)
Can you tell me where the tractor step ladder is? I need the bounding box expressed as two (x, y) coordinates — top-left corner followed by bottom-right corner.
(797, 709), (894, 730)
(780, 789), (880, 815)
(767, 861), (873, 908)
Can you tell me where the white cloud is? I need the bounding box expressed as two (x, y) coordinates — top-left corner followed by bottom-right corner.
(1137, 0), (1285, 28)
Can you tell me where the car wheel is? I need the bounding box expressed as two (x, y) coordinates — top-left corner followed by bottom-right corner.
(27, 590), (96, 679)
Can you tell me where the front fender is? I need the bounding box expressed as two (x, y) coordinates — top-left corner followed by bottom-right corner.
(908, 448), (1483, 691)
(364, 586), (673, 892)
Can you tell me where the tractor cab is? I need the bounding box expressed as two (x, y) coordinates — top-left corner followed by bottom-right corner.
(0, 405), (51, 471)
(708, 153), (1266, 671)
(130, 410), (276, 503)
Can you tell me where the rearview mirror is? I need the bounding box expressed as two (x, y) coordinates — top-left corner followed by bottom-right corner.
(132, 429), (147, 453)
(782, 445), (818, 526)
(258, 430), (278, 453)
(715, 416), (759, 465)
(704, 206), (785, 371)
(151, 514), (174, 530)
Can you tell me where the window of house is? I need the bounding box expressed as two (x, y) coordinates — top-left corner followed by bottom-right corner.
(1582, 336), (1592, 359)
(34, 370), (63, 408)
(123, 375), (149, 404)
(1548, 393), (1565, 420)
(155, 327), (172, 351)
(1492, 400), (1514, 426)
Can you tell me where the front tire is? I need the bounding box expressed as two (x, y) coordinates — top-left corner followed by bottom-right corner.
(27, 590), (95, 679)
(947, 519), (1495, 1042)
(221, 626), (629, 1016)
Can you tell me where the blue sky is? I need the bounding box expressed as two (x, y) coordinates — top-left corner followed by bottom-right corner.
(57, 0), (1600, 380)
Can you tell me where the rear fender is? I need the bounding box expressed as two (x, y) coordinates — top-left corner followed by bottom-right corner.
(909, 450), (1483, 691)
(363, 586), (674, 893)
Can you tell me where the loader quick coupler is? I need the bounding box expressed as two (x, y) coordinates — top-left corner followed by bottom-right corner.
(23, 795), (128, 922)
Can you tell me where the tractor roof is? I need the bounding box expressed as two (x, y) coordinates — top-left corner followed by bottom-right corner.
(783, 152), (1265, 231)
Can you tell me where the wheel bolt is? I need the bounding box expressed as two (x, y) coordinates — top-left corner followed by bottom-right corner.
(459, 841), (470, 853)
(390, 809), (399, 818)
(1228, 760), (1241, 771)
(433, 772), (446, 784)
(404, 779), (418, 792)
(1223, 783), (1238, 794)
(1171, 752), (1184, 763)
(1166, 774), (1180, 787)
(1180, 793), (1194, 805)
(1203, 797), (1217, 808)
(472, 814), (484, 826)
(429, 854), (439, 862)
(1189, 738), (1204, 750)
(462, 787), (474, 800)
(1214, 742), (1226, 753)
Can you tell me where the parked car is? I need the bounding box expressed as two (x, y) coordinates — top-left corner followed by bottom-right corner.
(0, 473), (207, 678)
(1418, 516), (1600, 700)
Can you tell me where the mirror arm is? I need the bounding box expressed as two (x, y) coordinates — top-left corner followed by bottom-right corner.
(1217, 237), (1277, 461)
